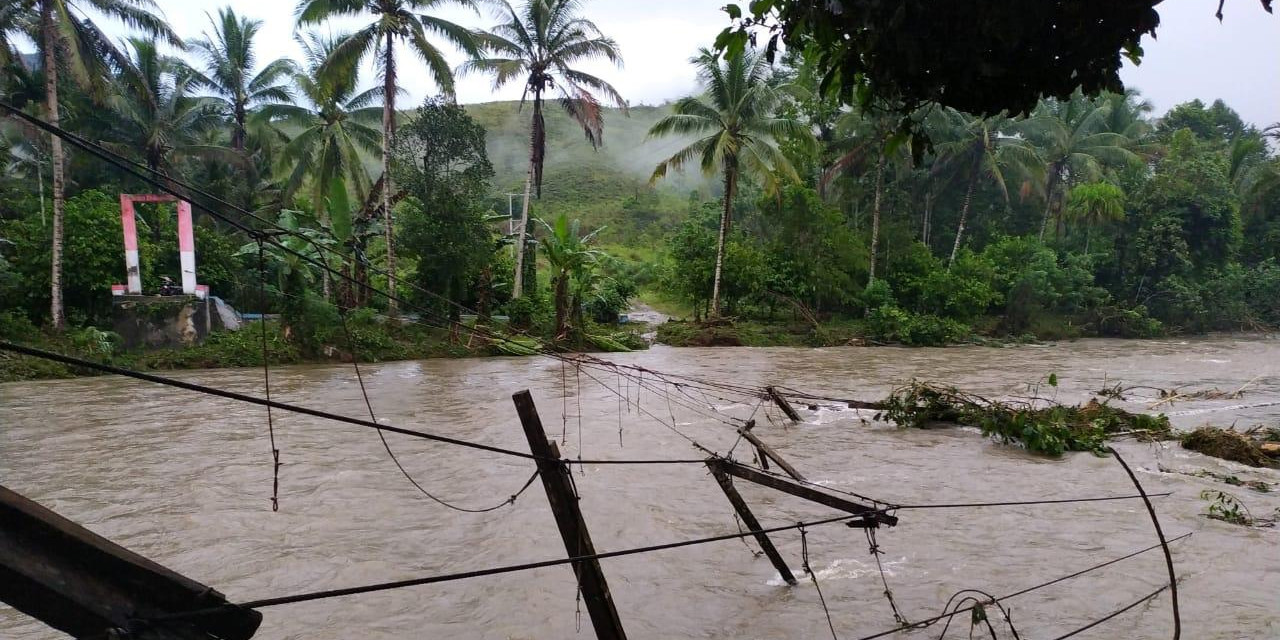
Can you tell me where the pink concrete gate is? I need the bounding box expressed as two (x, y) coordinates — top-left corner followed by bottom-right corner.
(111, 194), (207, 298)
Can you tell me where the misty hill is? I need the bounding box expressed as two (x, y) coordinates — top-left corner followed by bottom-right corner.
(456, 101), (715, 241)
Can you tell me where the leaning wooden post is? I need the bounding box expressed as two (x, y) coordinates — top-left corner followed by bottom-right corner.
(706, 460), (798, 586)
(512, 390), (627, 640)
(766, 386), (802, 422)
(737, 421), (806, 482)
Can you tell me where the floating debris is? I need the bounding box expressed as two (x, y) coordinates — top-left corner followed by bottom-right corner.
(1180, 427), (1279, 468)
(1199, 490), (1278, 528)
(875, 382), (1172, 456)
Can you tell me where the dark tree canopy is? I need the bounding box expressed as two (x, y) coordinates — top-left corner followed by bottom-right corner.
(718, 0), (1274, 118)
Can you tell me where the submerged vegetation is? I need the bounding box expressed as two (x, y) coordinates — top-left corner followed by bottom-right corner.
(875, 381), (1172, 456)
(1181, 426), (1280, 469)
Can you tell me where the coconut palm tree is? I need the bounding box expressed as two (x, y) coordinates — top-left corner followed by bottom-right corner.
(189, 7), (296, 152)
(105, 37), (225, 174)
(259, 32), (383, 306)
(1016, 92), (1140, 241)
(263, 32), (382, 218)
(0, 3), (29, 72)
(33, 0), (178, 329)
(930, 109), (1042, 268)
(295, 0), (483, 314)
(820, 107), (906, 286)
(647, 48), (807, 316)
(1064, 181), (1125, 253)
(462, 0), (626, 298)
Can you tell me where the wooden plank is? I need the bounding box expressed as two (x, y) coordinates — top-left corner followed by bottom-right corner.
(766, 386), (803, 422)
(711, 460), (898, 527)
(706, 462), (798, 586)
(512, 391), (627, 640)
(736, 425), (806, 482)
(0, 484), (261, 640)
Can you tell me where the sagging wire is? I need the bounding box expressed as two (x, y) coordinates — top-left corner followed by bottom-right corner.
(800, 523), (840, 640)
(865, 525), (909, 626)
(256, 239), (280, 512)
(318, 248), (540, 515)
(732, 512), (764, 558)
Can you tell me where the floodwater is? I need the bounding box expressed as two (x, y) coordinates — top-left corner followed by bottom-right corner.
(2, 337), (1278, 639)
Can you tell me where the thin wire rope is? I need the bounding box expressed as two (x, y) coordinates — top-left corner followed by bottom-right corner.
(1046, 586), (1169, 640)
(865, 526), (909, 626)
(849, 532), (1193, 640)
(334, 295), (540, 512)
(256, 241), (280, 512)
(147, 512), (866, 619)
(801, 524), (840, 640)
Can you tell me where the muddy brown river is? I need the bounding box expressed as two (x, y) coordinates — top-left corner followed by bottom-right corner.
(2, 337), (1279, 639)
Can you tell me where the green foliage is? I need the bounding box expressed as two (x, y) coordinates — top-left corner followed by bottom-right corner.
(981, 236), (1108, 333)
(865, 306), (970, 347)
(878, 382), (1172, 456)
(715, 0), (1220, 121)
(394, 97), (498, 318)
(2, 190), (136, 324)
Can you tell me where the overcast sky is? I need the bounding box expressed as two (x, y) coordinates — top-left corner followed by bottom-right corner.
(96, 0), (1279, 127)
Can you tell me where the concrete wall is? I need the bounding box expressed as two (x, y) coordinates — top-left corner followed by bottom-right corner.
(111, 296), (217, 349)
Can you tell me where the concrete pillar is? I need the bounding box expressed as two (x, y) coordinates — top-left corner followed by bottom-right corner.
(120, 195), (142, 294)
(177, 201), (196, 294)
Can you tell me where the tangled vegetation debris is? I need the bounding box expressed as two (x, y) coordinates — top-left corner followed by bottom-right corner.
(1180, 427), (1279, 468)
(1200, 490), (1279, 528)
(1160, 466), (1273, 493)
(875, 382), (1172, 456)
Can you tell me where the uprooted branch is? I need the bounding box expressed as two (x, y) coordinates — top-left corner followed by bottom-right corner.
(874, 381), (1173, 456)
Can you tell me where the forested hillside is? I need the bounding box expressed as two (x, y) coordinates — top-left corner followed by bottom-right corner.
(463, 101), (712, 241)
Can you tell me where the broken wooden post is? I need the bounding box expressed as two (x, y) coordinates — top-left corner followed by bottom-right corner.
(766, 386), (802, 422)
(0, 484), (261, 640)
(512, 390), (627, 640)
(742, 420), (770, 471)
(737, 420), (806, 482)
(706, 461), (798, 585)
(712, 460), (898, 527)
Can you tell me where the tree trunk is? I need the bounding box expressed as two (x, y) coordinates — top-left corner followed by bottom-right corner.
(710, 162), (736, 317)
(512, 94), (542, 299)
(232, 103), (247, 152)
(921, 186), (933, 246)
(1039, 169), (1059, 242)
(513, 164), (533, 298)
(553, 271), (569, 339)
(868, 140), (886, 286)
(948, 156), (982, 270)
(381, 35), (398, 315)
(477, 266), (492, 324)
(42, 2), (65, 331)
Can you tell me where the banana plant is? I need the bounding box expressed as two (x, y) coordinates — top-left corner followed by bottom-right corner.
(537, 214), (604, 339)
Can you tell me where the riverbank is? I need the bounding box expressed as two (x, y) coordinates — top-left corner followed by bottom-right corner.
(4, 307), (1274, 383)
(0, 310), (647, 383)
